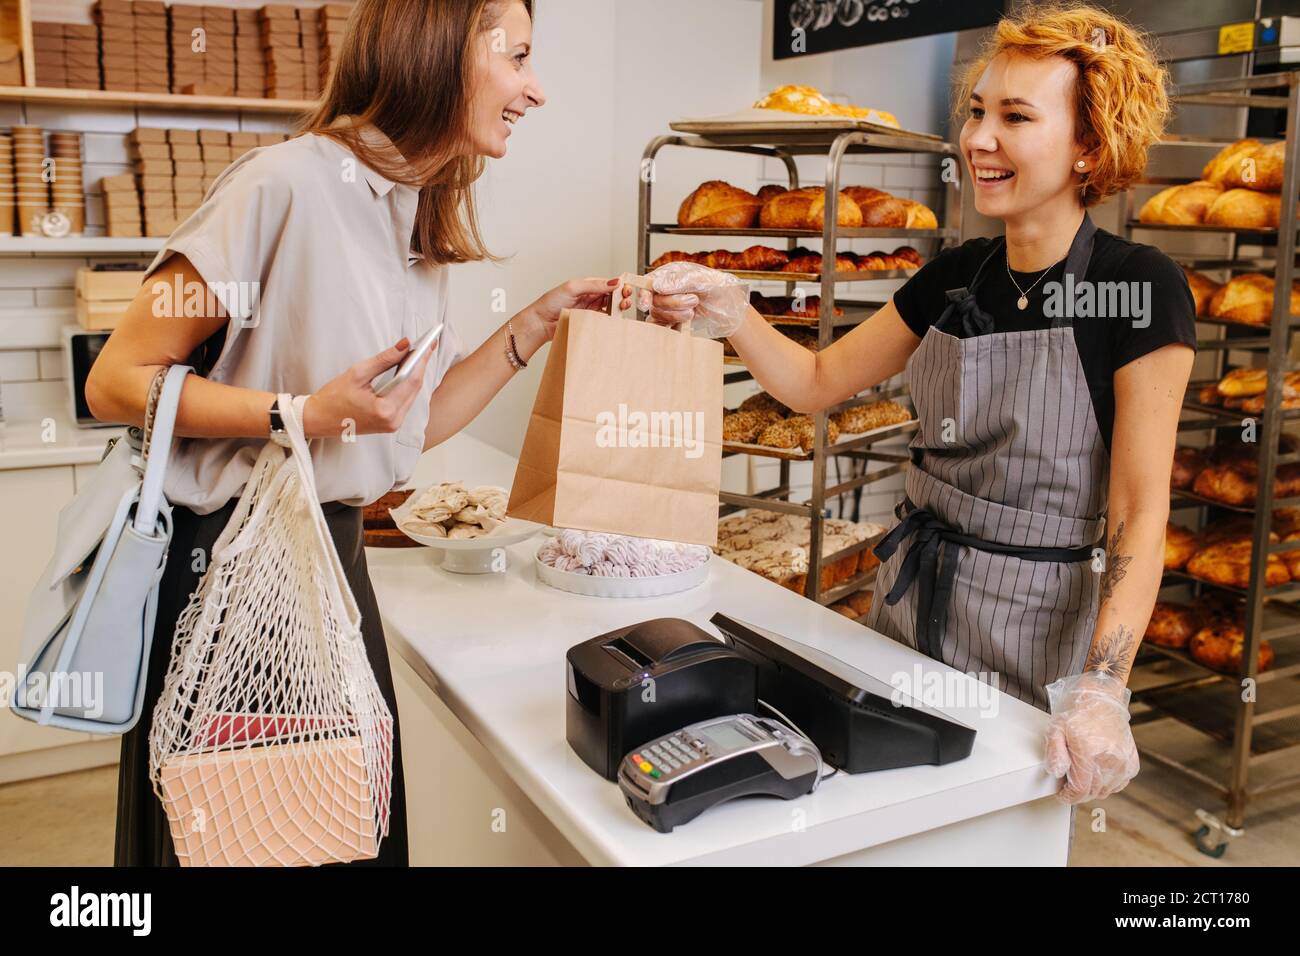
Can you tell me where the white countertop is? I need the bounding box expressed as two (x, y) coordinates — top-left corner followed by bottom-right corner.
(368, 433), (1065, 866)
(0, 411), (124, 470)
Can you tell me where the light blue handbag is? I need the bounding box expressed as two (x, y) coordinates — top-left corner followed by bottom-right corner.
(11, 365), (192, 734)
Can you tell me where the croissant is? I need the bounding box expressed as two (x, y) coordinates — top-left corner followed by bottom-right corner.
(678, 180), (761, 229)
(1197, 383), (1223, 406)
(892, 245), (923, 266)
(786, 295), (843, 318)
(856, 253), (890, 270)
(649, 250), (702, 270)
(733, 244), (790, 271)
(782, 253), (857, 275)
(756, 184), (788, 204)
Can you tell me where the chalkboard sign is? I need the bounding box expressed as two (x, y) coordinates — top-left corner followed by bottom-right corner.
(773, 0), (1006, 59)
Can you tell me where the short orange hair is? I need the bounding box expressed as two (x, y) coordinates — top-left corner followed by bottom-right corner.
(956, 2), (1170, 207)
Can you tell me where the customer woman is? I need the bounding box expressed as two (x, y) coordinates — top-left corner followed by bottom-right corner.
(89, 0), (615, 866)
(632, 4), (1195, 805)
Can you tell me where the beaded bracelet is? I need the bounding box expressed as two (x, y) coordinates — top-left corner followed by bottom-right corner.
(505, 320), (528, 370)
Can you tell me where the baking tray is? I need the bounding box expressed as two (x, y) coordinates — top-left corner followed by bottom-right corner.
(722, 416), (916, 461)
(670, 108), (943, 143)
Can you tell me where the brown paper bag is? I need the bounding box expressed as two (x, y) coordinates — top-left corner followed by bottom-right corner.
(507, 274), (722, 547)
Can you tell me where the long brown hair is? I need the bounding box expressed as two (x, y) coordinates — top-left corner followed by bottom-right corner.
(301, 0), (534, 264)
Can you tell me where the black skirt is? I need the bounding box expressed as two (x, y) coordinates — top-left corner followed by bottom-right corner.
(113, 498), (409, 867)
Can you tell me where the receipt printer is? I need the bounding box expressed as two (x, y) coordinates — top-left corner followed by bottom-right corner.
(566, 618), (757, 780)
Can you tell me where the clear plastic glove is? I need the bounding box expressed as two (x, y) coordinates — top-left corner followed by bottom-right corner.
(1044, 671), (1140, 805)
(638, 261), (750, 338)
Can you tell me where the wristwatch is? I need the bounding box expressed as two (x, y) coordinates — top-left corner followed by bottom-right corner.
(268, 397), (288, 444)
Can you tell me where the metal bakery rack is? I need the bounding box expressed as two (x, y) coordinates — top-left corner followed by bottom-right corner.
(1119, 72), (1300, 857)
(637, 120), (962, 612)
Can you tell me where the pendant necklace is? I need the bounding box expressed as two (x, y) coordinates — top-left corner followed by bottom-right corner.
(1005, 251), (1061, 310)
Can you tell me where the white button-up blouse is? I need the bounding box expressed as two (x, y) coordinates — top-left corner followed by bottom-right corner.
(144, 131), (467, 515)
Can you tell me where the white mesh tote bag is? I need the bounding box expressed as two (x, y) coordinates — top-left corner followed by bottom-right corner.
(148, 393), (394, 867)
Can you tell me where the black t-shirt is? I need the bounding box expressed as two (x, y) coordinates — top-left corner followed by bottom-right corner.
(892, 229), (1198, 453)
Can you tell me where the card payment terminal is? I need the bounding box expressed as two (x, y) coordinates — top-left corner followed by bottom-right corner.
(617, 714), (823, 833)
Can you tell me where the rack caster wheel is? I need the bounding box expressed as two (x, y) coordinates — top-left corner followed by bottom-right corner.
(1193, 826), (1227, 858)
(1193, 809), (1240, 859)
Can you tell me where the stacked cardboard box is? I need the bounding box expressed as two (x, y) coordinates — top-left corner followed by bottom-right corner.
(201, 6), (236, 96)
(129, 127), (174, 235)
(76, 267), (147, 331)
(230, 130), (260, 161)
(261, 5), (303, 100)
(31, 22), (65, 87)
(317, 4), (350, 91)
(169, 4), (237, 96)
(299, 7), (321, 98)
(234, 7), (263, 97)
(168, 4), (205, 94)
(96, 0), (133, 91)
(32, 22), (100, 89)
(100, 172), (142, 238)
(135, 0), (170, 93)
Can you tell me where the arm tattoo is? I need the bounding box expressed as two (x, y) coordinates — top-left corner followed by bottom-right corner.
(1086, 623), (1136, 678)
(1099, 519), (1132, 605)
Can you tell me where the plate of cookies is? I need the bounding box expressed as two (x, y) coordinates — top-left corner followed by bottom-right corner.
(390, 480), (542, 572)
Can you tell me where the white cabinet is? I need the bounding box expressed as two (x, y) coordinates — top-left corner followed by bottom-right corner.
(0, 464), (91, 756)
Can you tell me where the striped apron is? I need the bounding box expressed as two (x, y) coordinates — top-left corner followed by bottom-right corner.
(864, 213), (1109, 712)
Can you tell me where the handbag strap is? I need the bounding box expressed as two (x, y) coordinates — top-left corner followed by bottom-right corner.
(133, 365), (193, 534)
(278, 394), (362, 630)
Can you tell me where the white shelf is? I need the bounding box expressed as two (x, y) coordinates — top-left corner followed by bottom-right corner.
(0, 237), (164, 256)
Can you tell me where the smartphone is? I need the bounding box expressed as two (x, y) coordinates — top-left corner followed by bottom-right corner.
(372, 323), (444, 397)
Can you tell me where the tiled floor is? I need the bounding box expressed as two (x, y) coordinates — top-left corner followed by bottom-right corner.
(1, 759), (1296, 866)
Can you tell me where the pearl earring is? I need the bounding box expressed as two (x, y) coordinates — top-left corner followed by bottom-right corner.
(1076, 160), (1086, 169)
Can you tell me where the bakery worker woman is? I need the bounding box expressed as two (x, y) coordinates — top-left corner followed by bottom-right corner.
(634, 4), (1196, 805)
(86, 0), (620, 866)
